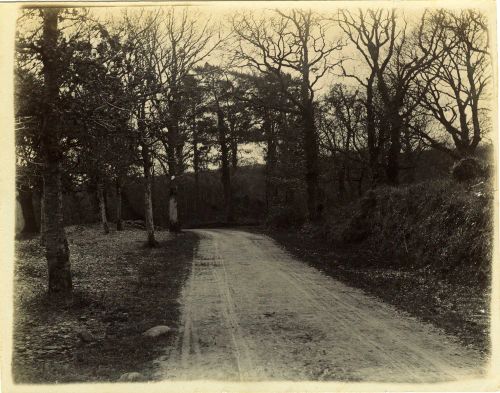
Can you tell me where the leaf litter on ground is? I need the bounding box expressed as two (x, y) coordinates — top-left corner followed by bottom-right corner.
(13, 224), (196, 383)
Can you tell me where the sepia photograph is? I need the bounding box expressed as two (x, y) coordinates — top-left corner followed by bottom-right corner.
(0, 1), (498, 391)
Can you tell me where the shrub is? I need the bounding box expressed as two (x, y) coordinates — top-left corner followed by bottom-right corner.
(452, 157), (487, 182)
(340, 189), (377, 243)
(336, 179), (493, 286)
(266, 205), (306, 230)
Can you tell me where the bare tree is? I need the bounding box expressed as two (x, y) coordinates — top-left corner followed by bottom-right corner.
(200, 65), (236, 222)
(119, 10), (163, 246)
(319, 84), (369, 197)
(233, 9), (344, 221)
(145, 8), (222, 231)
(338, 9), (446, 185)
(418, 10), (491, 158)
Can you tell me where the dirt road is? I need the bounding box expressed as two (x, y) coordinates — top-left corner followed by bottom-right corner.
(155, 229), (484, 382)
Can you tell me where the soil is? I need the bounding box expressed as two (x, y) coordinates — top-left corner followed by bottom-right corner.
(12, 224), (196, 383)
(155, 228), (485, 382)
(261, 227), (491, 355)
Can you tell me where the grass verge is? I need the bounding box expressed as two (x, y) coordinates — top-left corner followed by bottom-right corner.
(12, 224), (196, 383)
(257, 228), (490, 357)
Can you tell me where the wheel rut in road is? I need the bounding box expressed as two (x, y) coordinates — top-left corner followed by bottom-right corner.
(154, 229), (484, 382)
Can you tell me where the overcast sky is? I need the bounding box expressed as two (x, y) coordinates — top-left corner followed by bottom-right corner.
(14, 1), (495, 164)
(83, 1), (495, 96)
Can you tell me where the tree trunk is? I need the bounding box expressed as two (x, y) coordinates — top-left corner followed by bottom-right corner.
(141, 142), (157, 247)
(264, 113), (277, 211)
(358, 169), (365, 197)
(151, 163), (156, 217)
(230, 134), (238, 171)
(40, 8), (72, 296)
(104, 186), (110, 221)
(302, 105), (320, 221)
(166, 119), (181, 232)
(192, 121), (200, 217)
(366, 72), (382, 187)
(169, 187), (178, 229)
(18, 186), (39, 233)
(217, 109), (234, 223)
(402, 125), (416, 183)
(40, 188), (46, 245)
(338, 163), (346, 199)
(300, 34), (321, 222)
(97, 181), (109, 234)
(42, 164), (72, 294)
(467, 58), (482, 155)
(376, 70), (402, 186)
(386, 110), (402, 186)
(116, 178), (123, 231)
(168, 180), (180, 232)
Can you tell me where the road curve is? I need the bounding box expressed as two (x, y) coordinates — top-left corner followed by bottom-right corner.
(154, 229), (484, 382)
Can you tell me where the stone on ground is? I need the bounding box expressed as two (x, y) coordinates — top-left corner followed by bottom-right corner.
(119, 372), (144, 382)
(76, 327), (94, 343)
(143, 325), (171, 337)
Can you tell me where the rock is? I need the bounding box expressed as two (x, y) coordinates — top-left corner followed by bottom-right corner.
(142, 325), (171, 338)
(76, 328), (94, 343)
(124, 220), (146, 229)
(119, 372), (144, 382)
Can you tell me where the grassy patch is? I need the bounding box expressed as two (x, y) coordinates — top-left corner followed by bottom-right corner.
(12, 224), (196, 383)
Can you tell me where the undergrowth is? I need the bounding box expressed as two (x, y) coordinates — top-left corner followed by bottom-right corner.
(13, 225), (197, 383)
(335, 179), (493, 286)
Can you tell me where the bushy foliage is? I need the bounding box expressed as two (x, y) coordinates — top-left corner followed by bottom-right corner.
(337, 180), (493, 285)
(340, 190), (377, 243)
(266, 205), (306, 230)
(452, 157), (488, 182)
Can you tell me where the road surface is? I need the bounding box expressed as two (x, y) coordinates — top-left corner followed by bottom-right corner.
(154, 229), (484, 382)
